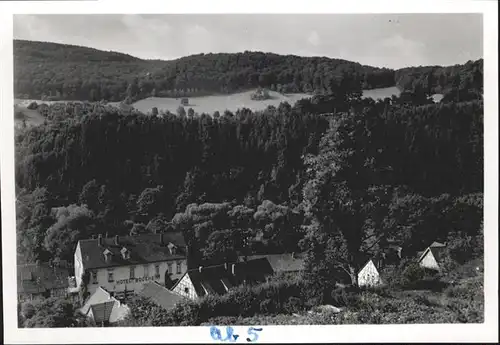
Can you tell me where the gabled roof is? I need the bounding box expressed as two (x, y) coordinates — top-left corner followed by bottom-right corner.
(240, 253), (305, 273)
(418, 246), (444, 263)
(430, 241), (446, 248)
(80, 286), (129, 323)
(80, 287), (113, 314)
(137, 282), (185, 311)
(17, 263), (70, 294)
(173, 258), (274, 298)
(78, 232), (186, 270)
(358, 259), (380, 275)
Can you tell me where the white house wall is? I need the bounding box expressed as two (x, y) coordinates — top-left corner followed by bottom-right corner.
(419, 250), (440, 271)
(84, 259), (187, 295)
(172, 274), (198, 300)
(74, 243), (84, 288)
(358, 260), (382, 287)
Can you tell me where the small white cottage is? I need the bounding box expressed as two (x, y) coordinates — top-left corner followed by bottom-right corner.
(357, 259), (382, 288)
(417, 242), (446, 271)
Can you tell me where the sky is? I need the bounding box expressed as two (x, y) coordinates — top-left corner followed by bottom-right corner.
(13, 14), (483, 69)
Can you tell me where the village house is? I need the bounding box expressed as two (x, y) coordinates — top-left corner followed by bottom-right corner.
(417, 241), (447, 271)
(17, 262), (70, 302)
(357, 259), (383, 288)
(239, 253), (305, 274)
(74, 232), (187, 298)
(80, 286), (130, 326)
(171, 258), (274, 301)
(137, 281), (185, 311)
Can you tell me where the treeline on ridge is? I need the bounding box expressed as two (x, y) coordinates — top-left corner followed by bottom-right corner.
(14, 40), (483, 103)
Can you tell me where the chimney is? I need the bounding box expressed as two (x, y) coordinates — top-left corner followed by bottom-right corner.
(114, 235), (119, 246)
(98, 234), (103, 246)
(198, 266), (203, 273)
(231, 264), (236, 276)
(291, 252), (295, 259)
(160, 233), (164, 245)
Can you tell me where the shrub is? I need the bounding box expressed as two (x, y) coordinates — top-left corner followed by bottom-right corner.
(330, 285), (360, 307)
(283, 296), (304, 314)
(21, 302), (36, 319)
(259, 298), (275, 314)
(400, 263), (425, 288)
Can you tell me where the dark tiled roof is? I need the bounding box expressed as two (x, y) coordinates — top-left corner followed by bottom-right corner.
(17, 264), (70, 294)
(90, 301), (115, 324)
(137, 281), (185, 311)
(241, 253), (305, 273)
(78, 232), (186, 269)
(177, 258), (274, 298)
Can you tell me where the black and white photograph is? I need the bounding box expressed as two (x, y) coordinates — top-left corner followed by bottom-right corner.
(1, 1), (498, 343)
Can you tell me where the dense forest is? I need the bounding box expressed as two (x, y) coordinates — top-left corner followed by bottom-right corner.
(395, 59), (483, 102)
(15, 94), (483, 269)
(14, 40), (482, 104)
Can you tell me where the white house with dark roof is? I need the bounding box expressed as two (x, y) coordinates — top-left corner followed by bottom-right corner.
(357, 259), (383, 287)
(417, 241), (447, 271)
(172, 258), (274, 301)
(74, 232), (187, 296)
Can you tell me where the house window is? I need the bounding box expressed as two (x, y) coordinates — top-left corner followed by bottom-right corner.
(143, 265), (149, 277)
(91, 271), (98, 284)
(107, 269), (114, 282)
(184, 287), (189, 294)
(167, 262), (173, 273)
(130, 266), (135, 279)
(155, 264), (160, 276)
(176, 261), (182, 274)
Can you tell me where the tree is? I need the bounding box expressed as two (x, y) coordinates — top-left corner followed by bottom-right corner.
(300, 110), (393, 287)
(43, 204), (96, 262)
(22, 297), (86, 328)
(136, 185), (163, 220)
(79, 179), (100, 211)
(202, 230), (239, 263)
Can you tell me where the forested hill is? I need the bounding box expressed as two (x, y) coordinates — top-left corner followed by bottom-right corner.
(14, 39), (394, 102)
(14, 39), (483, 104)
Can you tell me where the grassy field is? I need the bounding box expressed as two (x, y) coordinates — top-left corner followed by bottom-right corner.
(361, 86), (401, 100)
(132, 90), (312, 114)
(12, 86), (409, 127)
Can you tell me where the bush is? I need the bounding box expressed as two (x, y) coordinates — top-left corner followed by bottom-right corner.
(21, 302), (36, 319)
(400, 263), (425, 288)
(330, 285), (360, 307)
(126, 277), (308, 326)
(250, 88), (271, 100)
(283, 296), (304, 314)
